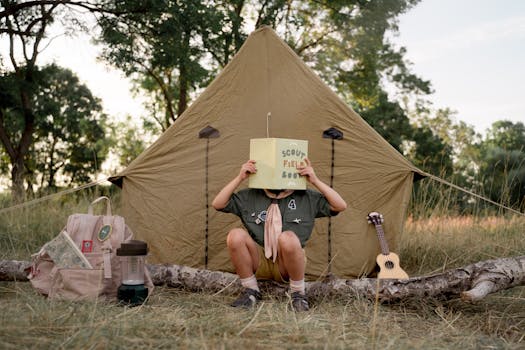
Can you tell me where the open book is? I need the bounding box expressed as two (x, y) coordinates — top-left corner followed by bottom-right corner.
(43, 231), (92, 269)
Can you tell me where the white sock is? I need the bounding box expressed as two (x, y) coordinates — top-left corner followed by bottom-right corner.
(290, 279), (305, 295)
(240, 275), (259, 292)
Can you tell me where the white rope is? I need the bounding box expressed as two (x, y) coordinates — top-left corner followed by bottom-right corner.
(1, 172), (523, 218)
(423, 172), (525, 217)
(0, 177), (109, 215)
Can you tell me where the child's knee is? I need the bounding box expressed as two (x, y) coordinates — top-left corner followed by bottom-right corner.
(227, 228), (249, 247)
(278, 231), (301, 252)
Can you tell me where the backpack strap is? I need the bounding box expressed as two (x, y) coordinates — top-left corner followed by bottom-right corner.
(89, 197), (117, 279)
(88, 196), (112, 216)
(101, 216), (125, 279)
(102, 242), (113, 279)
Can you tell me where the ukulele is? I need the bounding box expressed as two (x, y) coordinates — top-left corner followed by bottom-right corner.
(367, 212), (409, 280)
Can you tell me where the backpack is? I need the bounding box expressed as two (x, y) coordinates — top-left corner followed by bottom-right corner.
(28, 196), (154, 301)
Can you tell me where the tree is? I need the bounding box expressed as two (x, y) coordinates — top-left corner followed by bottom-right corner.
(0, 0), (59, 200)
(407, 125), (453, 176)
(483, 120), (525, 152)
(110, 115), (146, 169)
(0, 64), (109, 192)
(477, 121), (525, 210)
(95, 0), (431, 138)
(97, 0), (229, 132)
(0, 0), (148, 199)
(278, 0), (431, 152)
(358, 92), (412, 152)
(1, 0), (436, 197)
(32, 64), (109, 188)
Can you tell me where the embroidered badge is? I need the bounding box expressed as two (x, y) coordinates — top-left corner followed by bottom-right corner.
(288, 199), (297, 210)
(255, 210), (267, 224)
(293, 218), (302, 224)
(97, 225), (112, 242)
(81, 240), (93, 253)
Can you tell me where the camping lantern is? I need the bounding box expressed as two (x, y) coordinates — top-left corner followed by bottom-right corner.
(116, 240), (148, 306)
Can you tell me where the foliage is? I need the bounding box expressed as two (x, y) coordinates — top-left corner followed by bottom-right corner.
(110, 115), (147, 169)
(358, 92), (413, 152)
(1, 0), (523, 213)
(96, 0), (233, 131)
(0, 0), (53, 200)
(410, 125), (453, 176)
(0, 64), (110, 192)
(477, 121), (525, 210)
(94, 0), (430, 135)
(0, 0), (121, 199)
(483, 120), (525, 151)
(32, 64), (110, 187)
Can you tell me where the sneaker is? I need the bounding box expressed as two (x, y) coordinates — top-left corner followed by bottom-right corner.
(291, 292), (309, 312)
(231, 288), (262, 308)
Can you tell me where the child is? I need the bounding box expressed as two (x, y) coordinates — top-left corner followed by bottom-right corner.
(212, 158), (346, 311)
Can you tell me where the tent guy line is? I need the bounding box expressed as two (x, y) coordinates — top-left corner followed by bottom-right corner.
(0, 171), (522, 219)
(422, 173), (525, 217)
(0, 178), (108, 215)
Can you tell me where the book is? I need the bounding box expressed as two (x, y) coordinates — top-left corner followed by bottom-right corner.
(249, 138), (308, 190)
(43, 231), (93, 269)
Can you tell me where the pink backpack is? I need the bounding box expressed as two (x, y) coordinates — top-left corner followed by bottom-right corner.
(29, 196), (153, 300)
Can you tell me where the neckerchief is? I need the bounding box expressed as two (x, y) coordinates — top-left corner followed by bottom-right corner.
(263, 189), (294, 262)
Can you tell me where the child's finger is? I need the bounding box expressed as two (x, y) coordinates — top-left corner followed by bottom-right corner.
(304, 157), (311, 167)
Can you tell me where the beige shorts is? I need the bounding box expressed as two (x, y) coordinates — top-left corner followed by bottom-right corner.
(254, 245), (306, 283)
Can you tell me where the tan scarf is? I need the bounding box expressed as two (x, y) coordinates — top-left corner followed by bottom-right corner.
(263, 189), (294, 262)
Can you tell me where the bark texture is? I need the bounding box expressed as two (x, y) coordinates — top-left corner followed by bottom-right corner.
(2, 256), (523, 302)
(0, 260), (30, 281)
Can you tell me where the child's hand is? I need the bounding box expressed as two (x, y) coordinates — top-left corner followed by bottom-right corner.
(297, 158), (318, 184)
(239, 160), (257, 180)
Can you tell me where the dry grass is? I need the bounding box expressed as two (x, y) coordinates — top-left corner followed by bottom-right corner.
(0, 188), (117, 260)
(1, 190), (524, 349)
(1, 282), (523, 349)
(401, 215), (525, 276)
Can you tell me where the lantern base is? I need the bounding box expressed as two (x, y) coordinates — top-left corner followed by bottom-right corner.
(117, 284), (148, 306)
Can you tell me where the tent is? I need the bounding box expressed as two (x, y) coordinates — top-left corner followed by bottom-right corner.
(109, 26), (425, 279)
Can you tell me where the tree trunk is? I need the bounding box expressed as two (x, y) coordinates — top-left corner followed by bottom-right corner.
(2, 256), (523, 302)
(176, 28), (190, 118)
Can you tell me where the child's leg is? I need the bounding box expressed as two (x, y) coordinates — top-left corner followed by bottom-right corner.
(277, 231), (309, 311)
(277, 231), (305, 288)
(227, 228), (260, 280)
(227, 228), (262, 307)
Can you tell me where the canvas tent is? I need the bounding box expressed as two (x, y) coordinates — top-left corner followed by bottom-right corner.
(109, 26), (425, 279)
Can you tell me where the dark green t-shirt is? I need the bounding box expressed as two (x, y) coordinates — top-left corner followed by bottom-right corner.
(220, 188), (336, 247)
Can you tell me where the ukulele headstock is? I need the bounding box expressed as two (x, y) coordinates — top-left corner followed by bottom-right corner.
(367, 212), (384, 226)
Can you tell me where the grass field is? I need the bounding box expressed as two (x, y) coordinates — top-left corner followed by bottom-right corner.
(0, 188), (524, 349)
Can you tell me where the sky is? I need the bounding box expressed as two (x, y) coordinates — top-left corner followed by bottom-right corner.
(393, 0), (525, 134)
(4, 0), (525, 135)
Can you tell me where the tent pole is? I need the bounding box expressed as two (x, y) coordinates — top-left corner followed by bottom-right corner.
(199, 126), (220, 269)
(323, 128), (343, 273)
(205, 138), (210, 268)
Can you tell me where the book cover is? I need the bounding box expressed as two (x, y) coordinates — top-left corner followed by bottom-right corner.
(249, 138), (308, 190)
(43, 231), (93, 269)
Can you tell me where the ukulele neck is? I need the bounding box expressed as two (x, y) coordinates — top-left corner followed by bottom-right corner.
(374, 223), (390, 255)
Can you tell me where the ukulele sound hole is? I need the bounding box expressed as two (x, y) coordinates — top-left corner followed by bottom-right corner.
(385, 261), (395, 269)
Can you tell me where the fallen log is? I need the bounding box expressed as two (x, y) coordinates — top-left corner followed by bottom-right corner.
(1, 256), (523, 302)
(0, 259), (30, 282)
